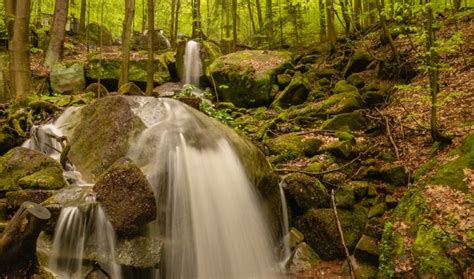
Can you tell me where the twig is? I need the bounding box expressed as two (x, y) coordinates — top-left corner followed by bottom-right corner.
(276, 144), (379, 176)
(375, 107), (400, 160)
(331, 189), (355, 279)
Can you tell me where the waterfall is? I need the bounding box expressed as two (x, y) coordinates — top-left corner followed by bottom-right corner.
(48, 197), (122, 279)
(183, 40), (202, 88)
(129, 98), (281, 278)
(279, 180), (291, 269)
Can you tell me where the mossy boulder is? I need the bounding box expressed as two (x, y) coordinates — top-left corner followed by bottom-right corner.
(66, 96), (146, 181)
(202, 40), (223, 77)
(288, 242), (321, 275)
(94, 158), (157, 236)
(0, 147), (65, 192)
(333, 80), (358, 94)
(335, 184), (356, 209)
(208, 50), (292, 108)
(354, 234), (381, 264)
(343, 50), (372, 77)
(6, 189), (55, 209)
(347, 73), (365, 88)
(381, 164), (409, 187)
(277, 73), (292, 88)
(265, 133), (322, 163)
(284, 174), (330, 216)
(314, 68), (338, 79)
(50, 63), (86, 94)
(84, 23), (113, 46)
(321, 110), (368, 131)
(322, 139), (361, 159)
(368, 202), (387, 218)
(84, 82), (109, 97)
(86, 54), (171, 85)
(118, 82), (144, 96)
(295, 206), (367, 260)
(272, 72), (310, 108)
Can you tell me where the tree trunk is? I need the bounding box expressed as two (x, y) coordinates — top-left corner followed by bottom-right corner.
(4, 0), (15, 45)
(9, 0), (32, 101)
(44, 0), (69, 69)
(0, 202), (51, 277)
(246, 0), (256, 37)
(174, 0), (181, 45)
(145, 0), (155, 95)
(319, 0), (326, 41)
(425, 5), (451, 143)
(353, 0), (361, 30)
(192, 0), (202, 39)
(340, 0), (351, 35)
(170, 0), (177, 47)
(265, 0), (273, 46)
(375, 0), (400, 65)
(79, 0), (87, 34)
(255, 0), (264, 33)
(232, 0), (237, 48)
(119, 0), (135, 87)
(326, 0), (336, 46)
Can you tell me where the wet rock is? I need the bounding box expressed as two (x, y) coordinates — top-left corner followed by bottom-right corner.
(0, 147), (65, 193)
(321, 110), (368, 131)
(207, 50), (292, 108)
(295, 206), (367, 260)
(272, 72), (311, 108)
(153, 82), (182, 97)
(66, 96), (146, 180)
(50, 63), (85, 94)
(94, 158), (157, 236)
(343, 50), (372, 77)
(381, 164), (409, 186)
(284, 174), (330, 216)
(115, 236), (164, 268)
(355, 235), (381, 264)
(288, 242), (321, 275)
(118, 82), (145, 96)
(5, 189), (55, 209)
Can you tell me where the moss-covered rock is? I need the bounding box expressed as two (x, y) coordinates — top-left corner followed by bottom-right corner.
(86, 53), (171, 85)
(84, 23), (113, 46)
(314, 68), (338, 79)
(354, 234), (381, 264)
(66, 96), (146, 181)
(343, 50), (372, 77)
(265, 133), (322, 163)
(288, 242), (321, 275)
(272, 72), (310, 108)
(284, 174), (330, 216)
(321, 110), (368, 131)
(335, 184), (356, 209)
(0, 147), (64, 192)
(277, 73), (292, 88)
(118, 82), (144, 96)
(368, 202), (387, 218)
(94, 158), (156, 236)
(381, 164), (409, 187)
(84, 82), (109, 97)
(323, 140), (357, 159)
(50, 63), (86, 94)
(334, 80), (358, 94)
(5, 189), (55, 209)
(207, 50), (292, 108)
(347, 73), (365, 88)
(295, 206), (367, 260)
(202, 40), (223, 77)
(350, 181), (369, 199)
(289, 227), (305, 248)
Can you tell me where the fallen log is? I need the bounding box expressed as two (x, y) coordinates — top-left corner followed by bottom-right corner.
(0, 201), (51, 278)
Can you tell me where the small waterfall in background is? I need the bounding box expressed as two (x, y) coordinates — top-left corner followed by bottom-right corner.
(279, 180), (291, 269)
(183, 40), (202, 88)
(129, 97), (281, 278)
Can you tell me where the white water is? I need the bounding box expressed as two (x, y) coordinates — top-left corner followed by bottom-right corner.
(279, 180), (291, 269)
(183, 40), (202, 87)
(129, 98), (280, 278)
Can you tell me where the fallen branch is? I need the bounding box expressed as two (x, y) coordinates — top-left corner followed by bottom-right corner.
(331, 189), (355, 279)
(375, 107), (400, 160)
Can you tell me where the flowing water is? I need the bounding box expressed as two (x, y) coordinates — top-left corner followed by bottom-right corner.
(183, 40), (202, 87)
(27, 96), (285, 278)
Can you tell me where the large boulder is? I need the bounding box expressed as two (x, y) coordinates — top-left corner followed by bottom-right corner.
(94, 158), (156, 236)
(50, 63), (86, 94)
(283, 173), (330, 216)
(208, 50), (292, 108)
(295, 206), (368, 260)
(0, 147), (65, 193)
(66, 96), (146, 181)
(84, 23), (113, 46)
(86, 52), (172, 86)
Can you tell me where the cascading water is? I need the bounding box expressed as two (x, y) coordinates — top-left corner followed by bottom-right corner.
(183, 40), (202, 88)
(129, 97), (282, 278)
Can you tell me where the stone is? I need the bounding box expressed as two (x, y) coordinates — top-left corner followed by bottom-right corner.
(0, 147), (64, 193)
(289, 227), (305, 248)
(343, 50), (372, 77)
(207, 50), (292, 108)
(364, 217), (384, 239)
(335, 184), (356, 209)
(333, 80), (358, 94)
(284, 173), (330, 216)
(295, 206), (367, 260)
(265, 133), (322, 163)
(314, 68), (338, 79)
(362, 90), (387, 106)
(17, 167), (65, 190)
(354, 235), (381, 264)
(347, 73), (365, 88)
(115, 236), (164, 268)
(201, 40), (223, 77)
(118, 82), (145, 96)
(0, 199), (7, 221)
(5, 189), (55, 209)
(381, 164), (409, 186)
(385, 195), (398, 207)
(94, 158), (157, 236)
(84, 82), (109, 97)
(368, 202), (387, 218)
(153, 82), (182, 97)
(321, 110), (368, 131)
(288, 242), (321, 275)
(350, 181), (369, 199)
(277, 73), (292, 87)
(299, 54), (319, 64)
(272, 72), (310, 108)
(50, 63), (85, 94)
(323, 140), (354, 159)
(85, 23), (113, 46)
(66, 96), (146, 181)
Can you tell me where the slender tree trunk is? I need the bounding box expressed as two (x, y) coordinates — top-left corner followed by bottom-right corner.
(255, 0), (264, 33)
(265, 0), (273, 46)
(375, 0), (400, 65)
(425, 5), (451, 143)
(44, 0), (69, 69)
(340, 0), (351, 35)
(146, 0), (154, 95)
(232, 0), (237, 48)
(319, 0), (326, 41)
(119, 0), (135, 87)
(79, 0), (87, 34)
(192, 0), (202, 39)
(142, 0), (146, 33)
(4, 0), (15, 44)
(353, 0), (361, 30)
(326, 0), (336, 46)
(170, 0), (176, 46)
(174, 0), (181, 43)
(9, 0), (32, 101)
(246, 0), (256, 37)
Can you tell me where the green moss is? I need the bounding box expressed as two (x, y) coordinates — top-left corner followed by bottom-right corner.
(334, 80), (358, 94)
(272, 72), (310, 108)
(321, 110), (368, 131)
(17, 167), (65, 190)
(265, 133), (322, 163)
(335, 184), (356, 209)
(347, 73), (365, 88)
(413, 159), (438, 181)
(284, 174), (330, 215)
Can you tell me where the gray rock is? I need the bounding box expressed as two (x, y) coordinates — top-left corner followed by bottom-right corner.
(50, 63), (85, 94)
